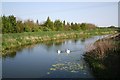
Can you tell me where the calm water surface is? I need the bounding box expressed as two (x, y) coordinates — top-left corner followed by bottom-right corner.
(2, 35), (106, 78)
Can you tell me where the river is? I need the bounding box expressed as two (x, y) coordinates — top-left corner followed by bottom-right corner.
(2, 35), (107, 78)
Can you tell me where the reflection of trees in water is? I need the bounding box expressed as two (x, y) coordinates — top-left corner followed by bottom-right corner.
(69, 38), (79, 44)
(43, 41), (54, 51)
(3, 44), (36, 58)
(73, 39), (78, 44)
(3, 51), (16, 58)
(81, 36), (96, 43)
(54, 39), (65, 46)
(26, 45), (35, 53)
(44, 39), (66, 51)
(43, 39), (65, 46)
(81, 38), (86, 42)
(26, 45), (35, 49)
(43, 41), (54, 47)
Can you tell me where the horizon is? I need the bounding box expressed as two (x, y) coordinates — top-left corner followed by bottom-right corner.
(2, 2), (118, 27)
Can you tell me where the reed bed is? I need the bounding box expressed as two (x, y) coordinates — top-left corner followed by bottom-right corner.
(84, 33), (120, 78)
(86, 39), (115, 59)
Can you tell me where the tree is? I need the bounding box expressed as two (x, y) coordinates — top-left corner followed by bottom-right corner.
(24, 19), (39, 32)
(64, 22), (71, 31)
(44, 17), (54, 31)
(80, 23), (96, 30)
(74, 23), (80, 30)
(54, 20), (63, 31)
(2, 15), (97, 33)
(80, 23), (87, 30)
(36, 19), (39, 25)
(87, 23), (96, 30)
(0, 16), (2, 33)
(63, 20), (65, 26)
(108, 26), (116, 28)
(2, 15), (7, 33)
(2, 15), (17, 33)
(16, 20), (24, 33)
(71, 22), (80, 30)
(8, 15), (17, 33)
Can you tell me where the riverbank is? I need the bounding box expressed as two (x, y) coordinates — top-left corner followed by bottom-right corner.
(84, 33), (120, 79)
(2, 28), (117, 56)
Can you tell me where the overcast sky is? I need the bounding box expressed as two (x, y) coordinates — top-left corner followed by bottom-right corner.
(2, 2), (118, 27)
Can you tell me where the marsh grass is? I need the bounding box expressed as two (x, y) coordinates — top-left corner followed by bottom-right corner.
(84, 33), (120, 78)
(86, 40), (115, 59)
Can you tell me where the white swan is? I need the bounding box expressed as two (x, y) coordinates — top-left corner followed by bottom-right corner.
(66, 49), (70, 54)
(57, 50), (61, 55)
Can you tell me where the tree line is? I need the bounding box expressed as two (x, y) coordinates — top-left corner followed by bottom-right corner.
(2, 15), (98, 33)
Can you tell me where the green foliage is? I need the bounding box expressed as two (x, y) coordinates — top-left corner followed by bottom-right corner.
(16, 20), (24, 33)
(108, 25), (116, 28)
(2, 15), (117, 33)
(44, 17), (54, 31)
(2, 15), (41, 33)
(54, 19), (63, 31)
(63, 20), (65, 26)
(24, 20), (37, 32)
(71, 22), (80, 30)
(0, 17), (2, 33)
(80, 23), (86, 30)
(2, 15), (17, 33)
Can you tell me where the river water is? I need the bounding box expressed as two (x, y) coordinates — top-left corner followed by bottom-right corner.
(2, 35), (106, 78)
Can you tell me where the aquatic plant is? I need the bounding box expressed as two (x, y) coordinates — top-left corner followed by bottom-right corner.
(49, 62), (86, 73)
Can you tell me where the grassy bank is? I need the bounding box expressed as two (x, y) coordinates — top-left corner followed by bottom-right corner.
(2, 28), (117, 55)
(84, 33), (120, 79)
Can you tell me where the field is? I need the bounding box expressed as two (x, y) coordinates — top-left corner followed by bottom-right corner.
(2, 28), (117, 55)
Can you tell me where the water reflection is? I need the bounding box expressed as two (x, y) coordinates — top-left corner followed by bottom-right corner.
(2, 36), (101, 59)
(72, 39), (79, 44)
(2, 44), (36, 58)
(2, 35), (105, 78)
(43, 39), (65, 47)
(81, 38), (86, 42)
(57, 49), (82, 55)
(3, 38), (82, 58)
(3, 52), (16, 58)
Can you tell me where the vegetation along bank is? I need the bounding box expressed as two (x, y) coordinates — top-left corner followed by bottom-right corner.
(1, 15), (118, 56)
(84, 33), (120, 79)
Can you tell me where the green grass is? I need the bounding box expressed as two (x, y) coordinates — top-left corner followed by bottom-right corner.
(2, 28), (117, 55)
